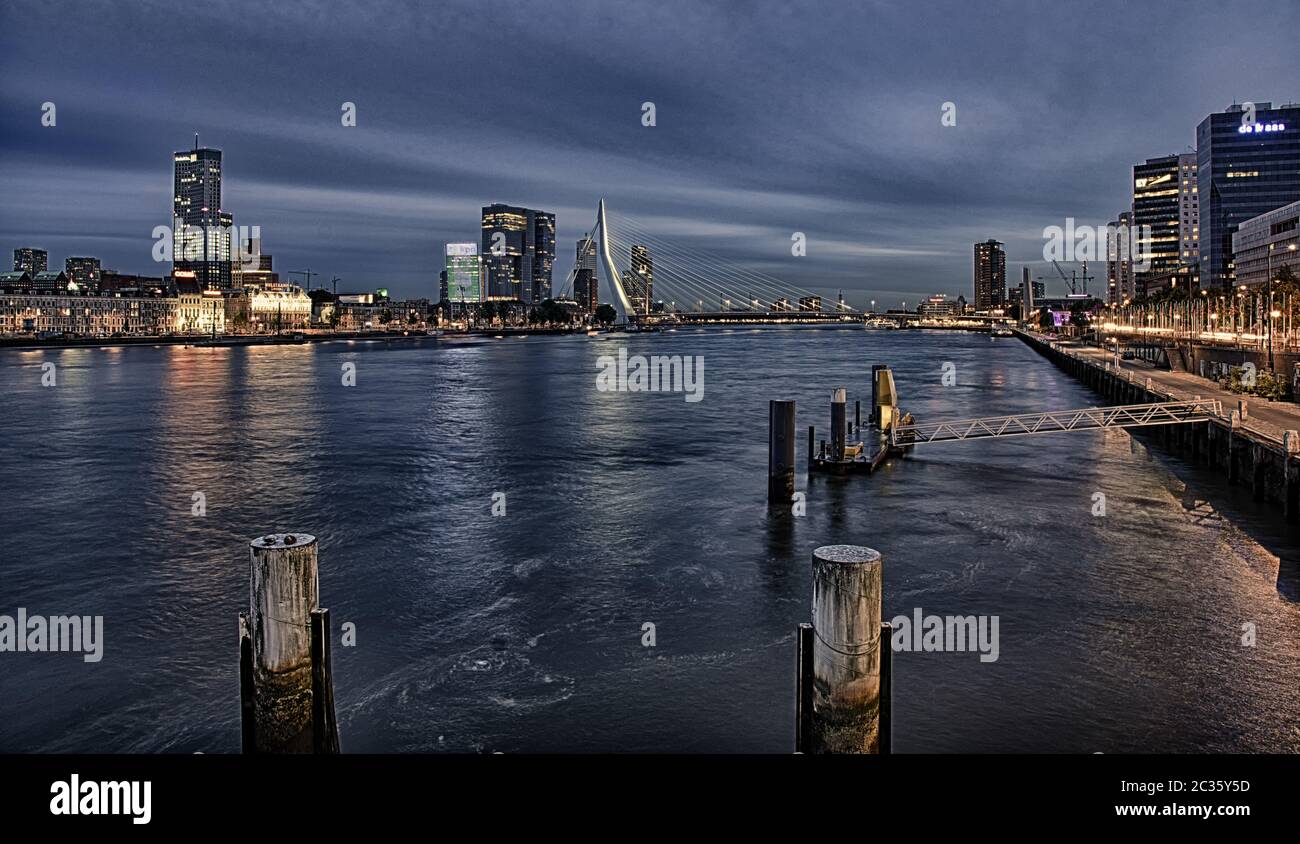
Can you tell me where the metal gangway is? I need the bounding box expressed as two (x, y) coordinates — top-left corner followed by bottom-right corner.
(889, 399), (1222, 447)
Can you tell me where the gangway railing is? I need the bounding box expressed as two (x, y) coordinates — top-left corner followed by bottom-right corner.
(889, 399), (1222, 447)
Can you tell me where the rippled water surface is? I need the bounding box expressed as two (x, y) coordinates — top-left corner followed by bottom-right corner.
(3, 328), (1298, 752)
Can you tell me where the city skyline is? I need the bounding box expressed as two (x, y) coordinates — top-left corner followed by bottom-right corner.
(2, 0), (1297, 305)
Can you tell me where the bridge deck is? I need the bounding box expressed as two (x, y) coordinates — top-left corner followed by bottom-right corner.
(891, 400), (1223, 446)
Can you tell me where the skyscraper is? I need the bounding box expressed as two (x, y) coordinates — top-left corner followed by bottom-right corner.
(574, 235), (598, 313)
(626, 244), (654, 315)
(1197, 101), (1300, 289)
(480, 204), (555, 303)
(65, 257), (101, 293)
(444, 243), (482, 304)
(13, 247), (47, 276)
(173, 141), (233, 290)
(973, 239), (1005, 312)
(1178, 154), (1200, 275)
(1107, 210), (1136, 304)
(1132, 153), (1196, 296)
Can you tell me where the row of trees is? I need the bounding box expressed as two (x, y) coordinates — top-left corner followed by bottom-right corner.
(1107, 265), (1300, 346)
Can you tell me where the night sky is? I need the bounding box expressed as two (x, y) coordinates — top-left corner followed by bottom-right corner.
(1, 0), (1296, 306)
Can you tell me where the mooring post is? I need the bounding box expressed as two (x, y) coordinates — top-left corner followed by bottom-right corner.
(831, 388), (847, 461)
(879, 620), (893, 755)
(768, 400), (797, 501)
(807, 424), (815, 471)
(310, 608), (341, 754)
(808, 544), (883, 753)
(248, 533), (320, 753)
(1238, 399), (1249, 420)
(795, 622), (814, 753)
(238, 613), (255, 754)
(855, 399), (861, 431)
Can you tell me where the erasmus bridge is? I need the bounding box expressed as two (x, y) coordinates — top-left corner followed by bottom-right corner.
(555, 200), (861, 324)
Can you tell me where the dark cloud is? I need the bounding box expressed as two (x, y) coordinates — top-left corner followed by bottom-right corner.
(1, 0), (1296, 306)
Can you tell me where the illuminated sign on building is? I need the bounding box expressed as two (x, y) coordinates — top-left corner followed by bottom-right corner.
(445, 242), (482, 303)
(1237, 122), (1287, 134)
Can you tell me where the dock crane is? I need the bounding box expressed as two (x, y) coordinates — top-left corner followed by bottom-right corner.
(1050, 260), (1094, 297)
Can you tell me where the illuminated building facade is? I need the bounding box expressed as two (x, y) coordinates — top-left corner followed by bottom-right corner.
(1232, 200), (1300, 289)
(1197, 101), (1300, 289)
(65, 257), (101, 293)
(13, 247), (47, 276)
(173, 144), (233, 290)
(1107, 210), (1136, 304)
(444, 242), (482, 304)
(226, 284), (311, 332)
(174, 277), (227, 334)
(626, 245), (654, 315)
(480, 204), (555, 303)
(918, 294), (959, 317)
(973, 239), (1005, 312)
(574, 235), (598, 313)
(1132, 154), (1194, 296)
(0, 293), (176, 335)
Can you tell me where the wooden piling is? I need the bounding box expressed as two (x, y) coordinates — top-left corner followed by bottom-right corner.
(239, 613), (255, 754)
(879, 620), (893, 755)
(768, 400), (797, 501)
(809, 544), (883, 753)
(310, 608), (341, 754)
(795, 622), (814, 753)
(807, 424), (815, 472)
(248, 532), (320, 753)
(831, 388), (847, 461)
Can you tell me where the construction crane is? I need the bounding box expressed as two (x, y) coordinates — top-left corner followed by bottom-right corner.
(1050, 260), (1094, 297)
(288, 269), (317, 290)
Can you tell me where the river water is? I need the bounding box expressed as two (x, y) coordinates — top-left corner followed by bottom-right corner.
(2, 327), (1298, 752)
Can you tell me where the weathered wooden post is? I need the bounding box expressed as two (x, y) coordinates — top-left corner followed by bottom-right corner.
(238, 614), (255, 753)
(310, 608), (341, 754)
(795, 623), (814, 752)
(854, 400), (861, 431)
(768, 400), (796, 501)
(831, 388), (847, 461)
(807, 424), (815, 472)
(879, 620), (893, 755)
(809, 544), (883, 753)
(248, 533), (323, 753)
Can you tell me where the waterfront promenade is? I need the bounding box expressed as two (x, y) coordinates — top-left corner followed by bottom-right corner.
(1046, 335), (1300, 445)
